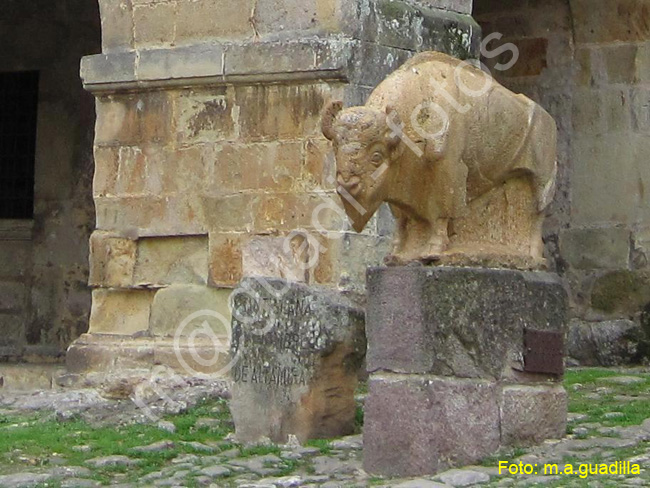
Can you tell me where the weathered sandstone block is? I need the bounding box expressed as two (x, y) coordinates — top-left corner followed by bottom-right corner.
(571, 0), (650, 43)
(201, 194), (257, 234)
(230, 278), (365, 444)
(149, 285), (231, 338)
(208, 233), (244, 287)
(89, 231), (137, 288)
(95, 195), (207, 236)
(97, 0), (134, 52)
(211, 141), (304, 193)
(175, 88), (236, 144)
(95, 92), (173, 146)
(234, 84), (334, 142)
(93, 146), (119, 198)
(173, 0), (253, 43)
(314, 233), (391, 291)
(254, 193), (346, 233)
(242, 236), (311, 283)
(132, 2), (176, 49)
(252, 0), (339, 35)
(88, 289), (155, 335)
(133, 235), (209, 287)
(303, 138), (337, 191)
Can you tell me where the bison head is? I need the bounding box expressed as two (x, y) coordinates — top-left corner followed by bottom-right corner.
(322, 101), (402, 232)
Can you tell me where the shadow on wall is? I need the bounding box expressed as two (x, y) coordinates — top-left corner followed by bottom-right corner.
(0, 0), (101, 362)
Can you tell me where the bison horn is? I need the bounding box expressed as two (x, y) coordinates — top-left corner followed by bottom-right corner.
(322, 100), (344, 141)
(385, 105), (402, 149)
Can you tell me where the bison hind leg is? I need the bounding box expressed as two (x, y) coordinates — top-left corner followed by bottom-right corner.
(443, 177), (546, 268)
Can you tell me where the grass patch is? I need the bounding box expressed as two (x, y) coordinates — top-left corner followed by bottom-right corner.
(305, 438), (332, 455)
(273, 458), (302, 477)
(480, 446), (527, 467)
(368, 476), (387, 485)
(565, 368), (650, 427)
(0, 397), (234, 482)
(237, 444), (282, 458)
(355, 405), (364, 430)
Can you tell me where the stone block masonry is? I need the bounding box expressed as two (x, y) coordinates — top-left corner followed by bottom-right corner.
(565, 0), (650, 359)
(363, 266), (568, 477)
(475, 0), (650, 366)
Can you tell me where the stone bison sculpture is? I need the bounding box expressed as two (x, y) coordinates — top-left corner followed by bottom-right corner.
(322, 51), (557, 268)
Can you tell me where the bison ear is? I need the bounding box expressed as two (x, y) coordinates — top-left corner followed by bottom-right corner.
(322, 100), (344, 141)
(385, 105), (402, 150)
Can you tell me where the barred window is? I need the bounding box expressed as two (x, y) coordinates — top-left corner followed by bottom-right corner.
(0, 71), (38, 220)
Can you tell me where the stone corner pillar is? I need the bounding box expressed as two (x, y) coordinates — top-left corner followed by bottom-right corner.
(363, 266), (568, 477)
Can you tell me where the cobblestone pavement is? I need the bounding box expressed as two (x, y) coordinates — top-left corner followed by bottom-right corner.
(0, 369), (648, 487)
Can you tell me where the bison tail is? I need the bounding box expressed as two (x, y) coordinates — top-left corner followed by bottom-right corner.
(538, 160), (557, 211)
(528, 104), (558, 212)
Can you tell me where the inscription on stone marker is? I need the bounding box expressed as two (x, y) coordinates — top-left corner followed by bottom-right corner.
(230, 282), (350, 389)
(232, 363), (309, 386)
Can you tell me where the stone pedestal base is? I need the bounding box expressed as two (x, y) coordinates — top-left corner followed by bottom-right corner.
(363, 267), (568, 477)
(229, 278), (365, 444)
(65, 333), (231, 383)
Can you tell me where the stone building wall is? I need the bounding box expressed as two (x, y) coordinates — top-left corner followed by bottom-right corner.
(0, 1), (100, 362)
(475, 0), (650, 365)
(68, 0), (479, 377)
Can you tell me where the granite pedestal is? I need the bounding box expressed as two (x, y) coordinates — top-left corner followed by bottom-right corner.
(363, 266), (568, 477)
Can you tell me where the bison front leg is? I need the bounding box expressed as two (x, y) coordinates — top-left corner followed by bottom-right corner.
(387, 206), (450, 264)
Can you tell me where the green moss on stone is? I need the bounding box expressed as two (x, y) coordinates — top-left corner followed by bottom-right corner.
(375, 0), (480, 60)
(442, 24), (473, 59)
(377, 0), (413, 20)
(591, 270), (650, 314)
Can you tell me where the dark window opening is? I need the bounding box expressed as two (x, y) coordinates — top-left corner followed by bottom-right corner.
(0, 71), (39, 220)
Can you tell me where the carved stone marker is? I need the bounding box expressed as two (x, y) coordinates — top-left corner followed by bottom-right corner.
(322, 51), (558, 269)
(229, 277), (365, 444)
(363, 266), (568, 476)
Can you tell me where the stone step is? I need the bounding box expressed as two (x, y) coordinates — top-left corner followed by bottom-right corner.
(0, 363), (66, 390)
(66, 333), (232, 379)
